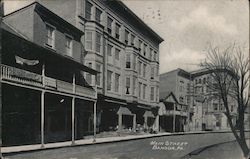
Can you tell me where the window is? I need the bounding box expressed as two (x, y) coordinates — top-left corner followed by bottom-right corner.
(139, 82), (142, 98)
(107, 17), (113, 34)
(150, 87), (154, 101)
(143, 64), (146, 77)
(213, 103), (218, 111)
(151, 67), (154, 79)
(86, 32), (92, 50)
(114, 73), (120, 92)
(65, 35), (73, 56)
(96, 64), (101, 86)
(179, 96), (184, 103)
(153, 51), (157, 61)
(155, 67), (159, 76)
(107, 70), (112, 91)
(95, 8), (102, 23)
(107, 44), (112, 56)
(86, 62), (92, 85)
(156, 86), (159, 102)
(96, 33), (101, 53)
(132, 76), (136, 95)
(138, 40), (142, 52)
(46, 24), (55, 48)
(126, 77), (130, 94)
(126, 54), (131, 68)
(125, 30), (129, 44)
(138, 61), (142, 75)
(203, 78), (206, 84)
(115, 48), (120, 60)
(131, 34), (135, 46)
(149, 48), (153, 60)
(143, 84), (146, 99)
(132, 54), (136, 70)
(199, 79), (201, 84)
(115, 23), (120, 39)
(144, 44), (147, 56)
(85, 1), (92, 20)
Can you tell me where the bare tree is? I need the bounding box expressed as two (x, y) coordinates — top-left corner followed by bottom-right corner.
(201, 43), (249, 158)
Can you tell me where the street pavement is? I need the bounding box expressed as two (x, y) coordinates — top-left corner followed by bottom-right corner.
(3, 132), (248, 159)
(182, 139), (250, 159)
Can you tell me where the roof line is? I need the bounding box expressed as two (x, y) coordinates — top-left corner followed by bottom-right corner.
(117, 1), (164, 43)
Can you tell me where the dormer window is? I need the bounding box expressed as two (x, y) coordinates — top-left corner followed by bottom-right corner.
(46, 24), (55, 49)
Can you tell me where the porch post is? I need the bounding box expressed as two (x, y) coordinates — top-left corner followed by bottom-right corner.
(133, 114), (136, 131)
(41, 63), (45, 147)
(72, 73), (75, 144)
(173, 103), (176, 133)
(144, 116), (148, 130)
(93, 101), (96, 142)
(0, 2), (3, 157)
(93, 85), (97, 142)
(118, 113), (122, 131)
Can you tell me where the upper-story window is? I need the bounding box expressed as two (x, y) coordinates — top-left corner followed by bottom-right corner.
(138, 61), (142, 75)
(131, 34), (135, 46)
(85, 1), (93, 20)
(199, 79), (201, 84)
(115, 48), (120, 60)
(138, 82), (142, 98)
(153, 51), (157, 61)
(151, 67), (154, 79)
(132, 54), (136, 70)
(46, 24), (55, 48)
(96, 63), (101, 86)
(95, 8), (102, 23)
(144, 44), (147, 56)
(179, 96), (184, 103)
(107, 70), (112, 91)
(126, 54), (131, 68)
(125, 30), (129, 45)
(115, 23), (120, 39)
(65, 35), (73, 57)
(143, 84), (146, 99)
(96, 33), (101, 53)
(114, 73), (120, 92)
(86, 62), (92, 85)
(107, 17), (113, 34)
(132, 76), (136, 95)
(143, 64), (146, 77)
(107, 44), (112, 56)
(85, 32), (92, 50)
(138, 39), (142, 52)
(126, 77), (130, 94)
(149, 48), (153, 60)
(150, 87), (155, 101)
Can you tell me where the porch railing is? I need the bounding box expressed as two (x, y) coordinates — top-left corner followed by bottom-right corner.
(1, 64), (96, 98)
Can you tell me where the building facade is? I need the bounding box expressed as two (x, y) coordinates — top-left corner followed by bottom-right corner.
(34, 0), (164, 133)
(159, 68), (238, 132)
(1, 0), (164, 151)
(2, 2), (98, 149)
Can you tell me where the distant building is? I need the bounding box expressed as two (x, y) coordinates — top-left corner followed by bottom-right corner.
(159, 68), (238, 132)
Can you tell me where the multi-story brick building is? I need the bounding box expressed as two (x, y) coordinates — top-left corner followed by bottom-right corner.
(33, 0), (164, 132)
(159, 68), (238, 132)
(2, 2), (98, 150)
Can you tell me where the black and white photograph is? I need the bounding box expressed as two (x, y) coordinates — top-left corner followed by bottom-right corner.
(0, 0), (249, 158)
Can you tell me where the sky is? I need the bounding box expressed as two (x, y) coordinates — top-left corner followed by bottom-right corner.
(4, 0), (249, 73)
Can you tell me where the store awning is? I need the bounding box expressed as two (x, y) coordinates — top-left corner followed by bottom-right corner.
(117, 107), (133, 116)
